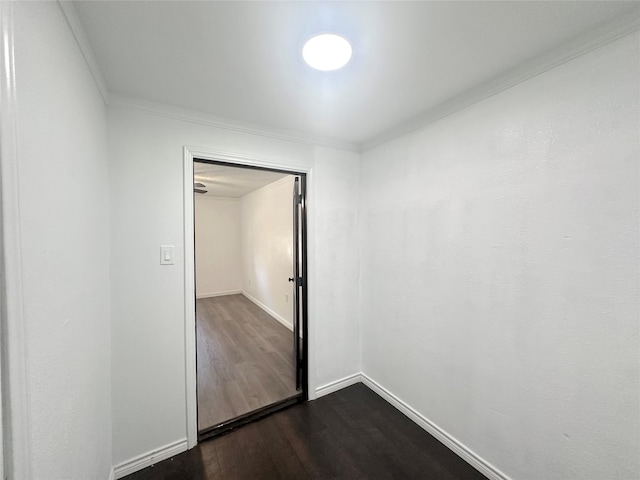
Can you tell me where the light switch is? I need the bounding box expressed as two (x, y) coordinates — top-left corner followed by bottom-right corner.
(160, 245), (175, 265)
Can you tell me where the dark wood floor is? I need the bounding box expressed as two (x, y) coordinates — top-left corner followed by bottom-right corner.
(125, 383), (487, 480)
(197, 294), (298, 430)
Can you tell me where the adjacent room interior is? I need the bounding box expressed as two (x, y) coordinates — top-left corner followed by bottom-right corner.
(193, 161), (304, 434)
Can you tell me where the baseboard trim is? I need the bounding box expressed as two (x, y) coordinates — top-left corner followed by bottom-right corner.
(241, 291), (293, 331)
(113, 438), (188, 479)
(315, 373), (362, 398)
(196, 289), (241, 299)
(360, 373), (512, 480)
(315, 372), (511, 480)
(107, 467), (114, 480)
(111, 374), (510, 480)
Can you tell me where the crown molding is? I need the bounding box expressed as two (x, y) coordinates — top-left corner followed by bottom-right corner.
(56, 0), (358, 152)
(52, 3), (640, 155)
(108, 93), (361, 153)
(57, 1), (109, 104)
(362, 11), (640, 152)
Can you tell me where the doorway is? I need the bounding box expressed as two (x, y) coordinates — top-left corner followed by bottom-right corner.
(192, 158), (308, 440)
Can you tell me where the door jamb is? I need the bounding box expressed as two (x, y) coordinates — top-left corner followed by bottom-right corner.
(182, 146), (313, 449)
(0, 2), (31, 477)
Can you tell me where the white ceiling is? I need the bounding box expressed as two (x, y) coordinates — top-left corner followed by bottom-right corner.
(73, 1), (639, 147)
(194, 162), (290, 198)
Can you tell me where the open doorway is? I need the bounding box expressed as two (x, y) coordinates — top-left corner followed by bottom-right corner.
(193, 159), (307, 439)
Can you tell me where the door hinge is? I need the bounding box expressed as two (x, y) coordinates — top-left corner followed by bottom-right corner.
(295, 194), (302, 205)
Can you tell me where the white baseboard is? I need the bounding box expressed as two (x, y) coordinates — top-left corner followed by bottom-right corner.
(315, 373), (362, 398)
(360, 373), (511, 480)
(196, 289), (241, 299)
(241, 291), (293, 331)
(110, 374), (509, 480)
(113, 438), (188, 479)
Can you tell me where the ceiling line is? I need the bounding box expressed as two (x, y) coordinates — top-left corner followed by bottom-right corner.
(241, 173), (293, 199)
(60, 1), (360, 152)
(58, 1), (108, 105)
(362, 12), (640, 152)
(57, 2), (639, 155)
(109, 93), (361, 153)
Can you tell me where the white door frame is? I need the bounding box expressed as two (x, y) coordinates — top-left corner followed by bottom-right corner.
(0, 2), (32, 477)
(182, 146), (315, 448)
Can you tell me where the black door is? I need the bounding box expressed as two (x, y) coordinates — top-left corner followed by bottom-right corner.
(291, 177), (306, 390)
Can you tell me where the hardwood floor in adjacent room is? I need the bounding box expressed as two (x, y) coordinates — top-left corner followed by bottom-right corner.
(197, 294), (298, 431)
(124, 383), (488, 480)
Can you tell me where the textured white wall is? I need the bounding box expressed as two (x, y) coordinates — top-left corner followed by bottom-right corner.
(360, 32), (639, 480)
(195, 196), (242, 297)
(241, 176), (295, 328)
(9, 4), (637, 480)
(108, 106), (361, 466)
(13, 2), (112, 478)
(313, 146), (362, 386)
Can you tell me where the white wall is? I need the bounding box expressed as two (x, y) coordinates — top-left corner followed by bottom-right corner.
(7, 4), (637, 480)
(195, 196), (242, 297)
(359, 31), (639, 480)
(12, 2), (112, 478)
(313, 146), (362, 385)
(108, 105), (361, 466)
(241, 176), (295, 328)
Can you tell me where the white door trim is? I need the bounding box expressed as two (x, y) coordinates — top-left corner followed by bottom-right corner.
(182, 146), (314, 448)
(182, 147), (197, 448)
(0, 2), (32, 477)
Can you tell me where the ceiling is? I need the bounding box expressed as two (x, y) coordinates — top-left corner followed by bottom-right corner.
(73, 1), (639, 147)
(194, 162), (290, 198)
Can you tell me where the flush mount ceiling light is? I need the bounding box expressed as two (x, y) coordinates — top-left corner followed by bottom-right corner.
(302, 34), (352, 71)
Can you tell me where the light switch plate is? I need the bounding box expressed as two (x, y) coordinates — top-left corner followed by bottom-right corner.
(160, 245), (175, 265)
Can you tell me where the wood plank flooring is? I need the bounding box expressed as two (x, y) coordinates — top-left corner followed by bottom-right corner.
(197, 294), (298, 431)
(124, 383), (488, 480)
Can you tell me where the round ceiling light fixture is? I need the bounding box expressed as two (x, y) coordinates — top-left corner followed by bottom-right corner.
(302, 33), (352, 71)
